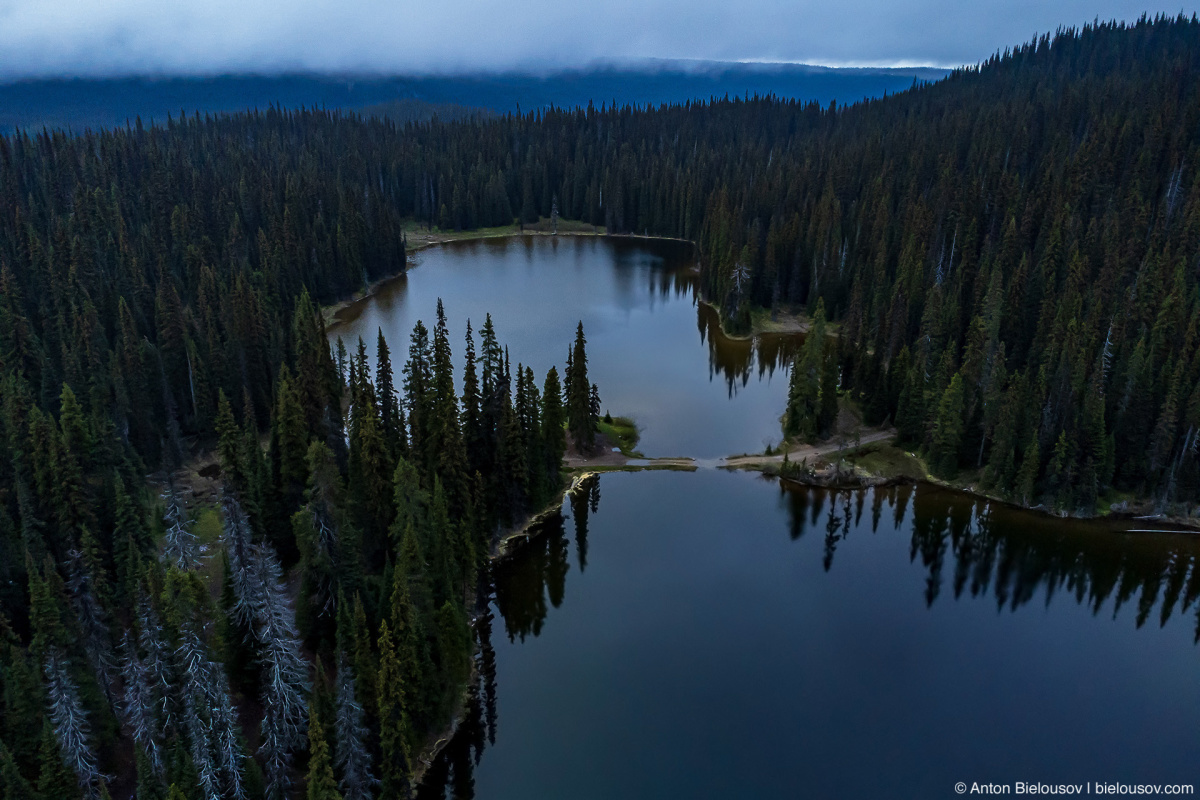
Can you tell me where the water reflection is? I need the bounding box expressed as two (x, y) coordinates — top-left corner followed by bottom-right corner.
(491, 514), (568, 643)
(491, 478), (600, 643)
(782, 481), (1200, 627)
(695, 302), (796, 397)
(569, 478), (598, 572)
(330, 236), (799, 457)
(418, 476), (1200, 800)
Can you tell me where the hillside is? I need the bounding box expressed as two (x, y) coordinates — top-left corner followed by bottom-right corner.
(0, 62), (945, 135)
(0, 15), (1198, 800)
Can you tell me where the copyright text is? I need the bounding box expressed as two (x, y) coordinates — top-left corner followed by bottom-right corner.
(955, 783), (1194, 795)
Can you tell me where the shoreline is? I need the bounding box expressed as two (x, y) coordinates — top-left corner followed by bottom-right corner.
(493, 471), (599, 562)
(410, 467), (604, 789)
(322, 226), (697, 330)
(320, 226), (1200, 533)
(324, 226), (700, 332)
(727, 437), (1200, 533)
(697, 296), (813, 341)
(338, 225), (1198, 789)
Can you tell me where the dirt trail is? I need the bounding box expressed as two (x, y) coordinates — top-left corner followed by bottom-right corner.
(563, 449), (696, 470)
(720, 429), (895, 468)
(563, 428), (896, 472)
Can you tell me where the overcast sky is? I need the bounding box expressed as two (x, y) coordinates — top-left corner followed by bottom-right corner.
(0, 1), (1192, 78)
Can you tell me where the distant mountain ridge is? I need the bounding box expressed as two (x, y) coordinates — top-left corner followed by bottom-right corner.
(0, 62), (947, 134)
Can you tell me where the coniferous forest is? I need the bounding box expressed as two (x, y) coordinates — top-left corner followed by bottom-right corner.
(1, 13), (1199, 800)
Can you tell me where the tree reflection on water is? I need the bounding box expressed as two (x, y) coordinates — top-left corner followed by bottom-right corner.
(418, 475), (1200, 799)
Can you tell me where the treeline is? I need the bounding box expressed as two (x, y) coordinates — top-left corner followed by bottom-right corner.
(2, 19), (1194, 516)
(0, 299), (597, 799)
(2, 18), (1198, 514)
(759, 15), (1200, 515)
(0, 12), (1199, 799)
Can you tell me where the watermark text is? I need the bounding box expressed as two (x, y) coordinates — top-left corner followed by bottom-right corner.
(954, 782), (1194, 795)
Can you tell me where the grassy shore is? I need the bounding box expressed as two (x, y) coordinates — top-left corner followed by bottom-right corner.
(596, 415), (642, 457)
(699, 297), (818, 340)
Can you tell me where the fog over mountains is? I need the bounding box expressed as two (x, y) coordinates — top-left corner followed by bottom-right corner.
(0, 61), (949, 134)
(1, 0), (1174, 134)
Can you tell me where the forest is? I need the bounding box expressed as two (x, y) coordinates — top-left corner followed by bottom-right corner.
(1, 12), (1199, 800)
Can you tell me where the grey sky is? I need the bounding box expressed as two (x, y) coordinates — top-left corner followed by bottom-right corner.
(0, 1), (1191, 77)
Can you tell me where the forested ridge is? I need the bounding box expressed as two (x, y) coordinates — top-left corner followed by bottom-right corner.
(1, 13), (1199, 800)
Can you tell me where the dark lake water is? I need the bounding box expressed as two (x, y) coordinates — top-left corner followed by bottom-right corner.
(330, 236), (796, 459)
(332, 236), (1200, 798)
(421, 472), (1200, 799)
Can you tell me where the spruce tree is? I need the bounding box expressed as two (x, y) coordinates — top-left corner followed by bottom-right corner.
(429, 301), (469, 504)
(818, 344), (840, 436)
(350, 594), (377, 726)
(332, 635), (376, 800)
(1015, 439), (1041, 506)
(496, 395), (528, 522)
(402, 321), (433, 472)
(785, 301), (826, 442)
(36, 718), (79, 800)
(215, 391), (245, 493)
(930, 373), (967, 477)
(541, 367), (567, 486)
(111, 476), (150, 604)
(566, 322), (595, 453)
(0, 739), (37, 800)
(134, 745), (166, 800)
(375, 621), (411, 800)
(305, 704), (343, 800)
(519, 366), (544, 502)
(1, 643), (44, 769)
(348, 397), (393, 564)
(462, 320), (483, 471)
(273, 364), (310, 514)
(375, 329), (404, 461)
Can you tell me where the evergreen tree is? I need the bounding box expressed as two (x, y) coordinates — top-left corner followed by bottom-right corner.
(1015, 439), (1042, 507)
(429, 300), (469, 504)
(462, 320), (483, 472)
(350, 594), (377, 729)
(332, 641), (376, 800)
(36, 718), (79, 800)
(930, 373), (967, 477)
(111, 477), (150, 604)
(348, 392), (394, 564)
(295, 442), (346, 646)
(566, 322), (595, 453)
(403, 321), (433, 473)
(134, 745), (166, 800)
(375, 621), (411, 800)
(785, 300), (827, 442)
(215, 391), (247, 494)
(541, 367), (567, 486)
(376, 330), (404, 461)
(0, 739), (37, 800)
(818, 345), (840, 436)
(273, 364), (310, 515)
(305, 704), (343, 800)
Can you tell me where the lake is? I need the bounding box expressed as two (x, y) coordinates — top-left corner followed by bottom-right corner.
(330, 235), (796, 459)
(331, 236), (1200, 798)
